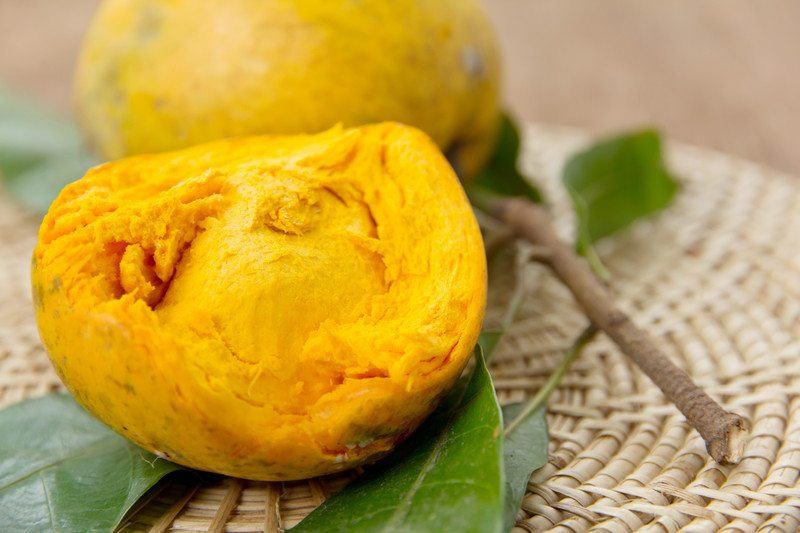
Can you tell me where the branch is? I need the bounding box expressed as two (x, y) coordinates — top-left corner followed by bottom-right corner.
(488, 197), (748, 464)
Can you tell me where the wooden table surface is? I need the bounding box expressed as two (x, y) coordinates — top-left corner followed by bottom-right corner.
(2, 0), (798, 175)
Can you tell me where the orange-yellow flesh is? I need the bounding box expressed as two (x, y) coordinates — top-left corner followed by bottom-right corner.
(33, 123), (486, 480)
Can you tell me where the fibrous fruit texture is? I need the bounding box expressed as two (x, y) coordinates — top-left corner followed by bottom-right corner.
(32, 123), (487, 480)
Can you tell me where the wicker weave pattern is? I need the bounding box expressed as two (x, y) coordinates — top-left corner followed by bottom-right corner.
(1, 125), (799, 532)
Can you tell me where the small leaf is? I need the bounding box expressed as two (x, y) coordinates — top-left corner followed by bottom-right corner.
(0, 88), (98, 213)
(292, 343), (504, 533)
(501, 403), (548, 531)
(470, 113), (543, 203)
(0, 393), (183, 532)
(563, 130), (678, 258)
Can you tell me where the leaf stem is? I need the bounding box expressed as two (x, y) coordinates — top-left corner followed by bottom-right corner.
(565, 184), (610, 280)
(504, 325), (597, 437)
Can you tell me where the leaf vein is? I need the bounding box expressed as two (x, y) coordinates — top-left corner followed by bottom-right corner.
(0, 436), (117, 493)
(40, 475), (55, 532)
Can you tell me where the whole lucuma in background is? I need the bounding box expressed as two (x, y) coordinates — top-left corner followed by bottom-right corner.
(74, 0), (501, 179)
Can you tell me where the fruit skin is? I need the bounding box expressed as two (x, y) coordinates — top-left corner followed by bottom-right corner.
(75, 0), (501, 179)
(32, 123), (487, 480)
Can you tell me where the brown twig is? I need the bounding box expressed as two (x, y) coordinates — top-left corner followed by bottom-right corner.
(489, 197), (749, 464)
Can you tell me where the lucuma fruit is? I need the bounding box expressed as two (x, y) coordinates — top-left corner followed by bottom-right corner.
(75, 0), (501, 179)
(32, 123), (487, 480)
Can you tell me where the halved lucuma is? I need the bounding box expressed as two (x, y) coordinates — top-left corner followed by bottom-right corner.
(32, 123), (486, 480)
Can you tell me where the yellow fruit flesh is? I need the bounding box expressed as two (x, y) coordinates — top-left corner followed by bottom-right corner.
(75, 0), (500, 178)
(33, 123), (486, 480)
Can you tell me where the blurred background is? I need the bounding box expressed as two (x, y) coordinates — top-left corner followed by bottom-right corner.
(1, 0), (798, 174)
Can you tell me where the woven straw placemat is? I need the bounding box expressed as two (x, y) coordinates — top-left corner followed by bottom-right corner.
(1, 124), (799, 532)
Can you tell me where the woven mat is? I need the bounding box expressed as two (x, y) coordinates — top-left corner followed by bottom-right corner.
(2, 124), (799, 532)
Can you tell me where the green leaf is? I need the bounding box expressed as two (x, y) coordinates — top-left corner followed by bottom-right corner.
(501, 403), (548, 531)
(0, 88), (98, 213)
(563, 130), (679, 259)
(470, 113), (543, 203)
(0, 393), (183, 532)
(292, 343), (504, 533)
